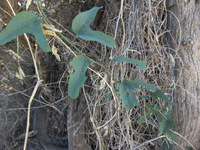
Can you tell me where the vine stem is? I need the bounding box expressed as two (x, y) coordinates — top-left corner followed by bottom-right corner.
(36, 0), (119, 109)
(36, 0), (112, 77)
(36, 0), (120, 130)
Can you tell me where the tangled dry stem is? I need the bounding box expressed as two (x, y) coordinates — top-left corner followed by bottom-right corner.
(83, 0), (180, 149)
(0, 0), (187, 149)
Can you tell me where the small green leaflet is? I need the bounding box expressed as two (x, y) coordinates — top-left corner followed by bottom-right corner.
(119, 77), (156, 110)
(152, 89), (175, 105)
(185, 146), (194, 150)
(154, 104), (161, 111)
(68, 55), (92, 99)
(72, 7), (115, 48)
(162, 140), (175, 150)
(137, 116), (146, 124)
(112, 55), (146, 69)
(0, 11), (50, 52)
(159, 119), (177, 136)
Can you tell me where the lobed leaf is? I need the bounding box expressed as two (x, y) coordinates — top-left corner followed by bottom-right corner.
(112, 55), (146, 69)
(119, 77), (156, 110)
(159, 119), (177, 134)
(0, 11), (50, 52)
(68, 55), (92, 99)
(152, 89), (175, 105)
(72, 7), (115, 48)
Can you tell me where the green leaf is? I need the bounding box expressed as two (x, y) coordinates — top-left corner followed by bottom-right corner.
(146, 109), (156, 116)
(152, 89), (175, 105)
(167, 119), (177, 130)
(154, 104), (161, 111)
(159, 120), (168, 134)
(139, 95), (148, 99)
(0, 11), (50, 52)
(166, 105), (173, 120)
(145, 103), (153, 109)
(137, 116), (146, 124)
(112, 55), (146, 69)
(156, 111), (164, 122)
(68, 55), (92, 99)
(165, 129), (178, 142)
(119, 77), (156, 110)
(159, 119), (177, 134)
(162, 141), (173, 150)
(185, 146), (194, 150)
(72, 7), (115, 48)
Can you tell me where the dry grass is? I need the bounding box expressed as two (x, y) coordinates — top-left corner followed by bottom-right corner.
(81, 0), (177, 149)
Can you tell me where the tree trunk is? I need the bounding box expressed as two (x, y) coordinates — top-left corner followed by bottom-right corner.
(166, 0), (200, 149)
(67, 96), (91, 150)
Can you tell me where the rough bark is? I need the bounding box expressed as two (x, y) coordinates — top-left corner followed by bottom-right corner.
(67, 96), (91, 150)
(166, 0), (200, 149)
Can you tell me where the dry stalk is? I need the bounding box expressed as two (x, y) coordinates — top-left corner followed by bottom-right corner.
(83, 86), (103, 149)
(23, 80), (42, 150)
(92, 0), (183, 149)
(133, 135), (166, 150)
